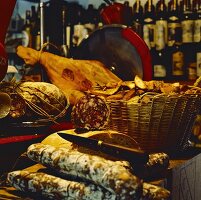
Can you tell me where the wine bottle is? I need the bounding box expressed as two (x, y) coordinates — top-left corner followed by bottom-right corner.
(194, 0), (201, 43)
(194, 0), (201, 77)
(181, 0), (196, 80)
(71, 4), (86, 57)
(169, 42), (186, 80)
(168, 0), (173, 12)
(152, 0), (168, 80)
(155, 0), (168, 50)
(64, 3), (72, 56)
(167, 0), (182, 48)
(143, 0), (155, 50)
(60, 5), (68, 57)
(123, 1), (133, 26)
(181, 0), (194, 43)
(97, 3), (106, 28)
(31, 5), (41, 51)
(132, 0), (143, 37)
(167, 0), (186, 80)
(83, 4), (96, 37)
(152, 48), (168, 80)
(22, 10), (33, 48)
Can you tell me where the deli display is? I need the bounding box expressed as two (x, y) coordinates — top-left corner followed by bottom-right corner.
(1, 45), (201, 198)
(1, 0), (201, 199)
(5, 134), (170, 200)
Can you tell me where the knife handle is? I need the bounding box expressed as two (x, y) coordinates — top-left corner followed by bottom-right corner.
(98, 141), (149, 164)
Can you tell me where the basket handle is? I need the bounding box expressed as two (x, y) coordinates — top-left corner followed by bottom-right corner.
(194, 76), (201, 87)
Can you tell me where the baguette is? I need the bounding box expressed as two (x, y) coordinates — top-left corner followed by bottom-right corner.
(27, 143), (142, 200)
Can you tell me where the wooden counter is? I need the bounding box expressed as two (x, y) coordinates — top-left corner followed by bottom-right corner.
(0, 134), (201, 199)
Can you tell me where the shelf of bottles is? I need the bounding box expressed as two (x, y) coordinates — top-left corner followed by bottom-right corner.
(132, 0), (201, 81)
(5, 0), (201, 82)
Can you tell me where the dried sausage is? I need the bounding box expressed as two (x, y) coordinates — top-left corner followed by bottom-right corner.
(71, 94), (110, 130)
(7, 170), (116, 200)
(27, 143), (142, 200)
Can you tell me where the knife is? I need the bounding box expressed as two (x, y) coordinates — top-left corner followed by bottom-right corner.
(57, 132), (149, 164)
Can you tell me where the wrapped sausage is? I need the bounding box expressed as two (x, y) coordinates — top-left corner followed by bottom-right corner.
(27, 143), (142, 200)
(0, 81), (68, 120)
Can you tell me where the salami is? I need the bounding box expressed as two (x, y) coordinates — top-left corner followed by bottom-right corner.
(142, 182), (170, 200)
(7, 170), (116, 200)
(71, 94), (110, 130)
(27, 143), (142, 200)
(133, 153), (170, 180)
(147, 153), (169, 168)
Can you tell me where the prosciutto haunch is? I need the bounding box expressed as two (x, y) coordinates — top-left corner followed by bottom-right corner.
(16, 46), (121, 104)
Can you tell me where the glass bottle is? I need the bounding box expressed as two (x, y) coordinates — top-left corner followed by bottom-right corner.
(152, 0), (168, 80)
(155, 0), (168, 49)
(167, 0), (186, 80)
(167, 0), (182, 48)
(181, 0), (196, 80)
(169, 41), (186, 80)
(22, 10), (32, 48)
(194, 0), (201, 77)
(143, 0), (155, 50)
(132, 0), (143, 37)
(31, 5), (41, 50)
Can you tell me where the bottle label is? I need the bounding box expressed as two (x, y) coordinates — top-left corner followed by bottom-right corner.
(84, 23), (95, 36)
(172, 51), (184, 75)
(34, 33), (41, 51)
(188, 62), (197, 80)
(98, 22), (103, 28)
(168, 22), (182, 46)
(194, 19), (201, 42)
(155, 20), (167, 50)
(143, 24), (155, 49)
(72, 24), (87, 46)
(21, 30), (30, 47)
(154, 64), (166, 77)
(181, 20), (194, 43)
(197, 52), (201, 77)
(66, 26), (71, 49)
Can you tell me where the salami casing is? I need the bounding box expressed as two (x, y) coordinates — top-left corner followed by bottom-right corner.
(133, 152), (170, 180)
(7, 170), (116, 200)
(27, 143), (142, 200)
(71, 94), (110, 130)
(142, 182), (170, 200)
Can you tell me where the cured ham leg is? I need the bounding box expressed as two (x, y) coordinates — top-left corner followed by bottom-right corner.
(16, 46), (121, 104)
(16, 46), (121, 88)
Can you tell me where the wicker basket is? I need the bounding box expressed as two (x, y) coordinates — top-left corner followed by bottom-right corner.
(107, 93), (201, 152)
